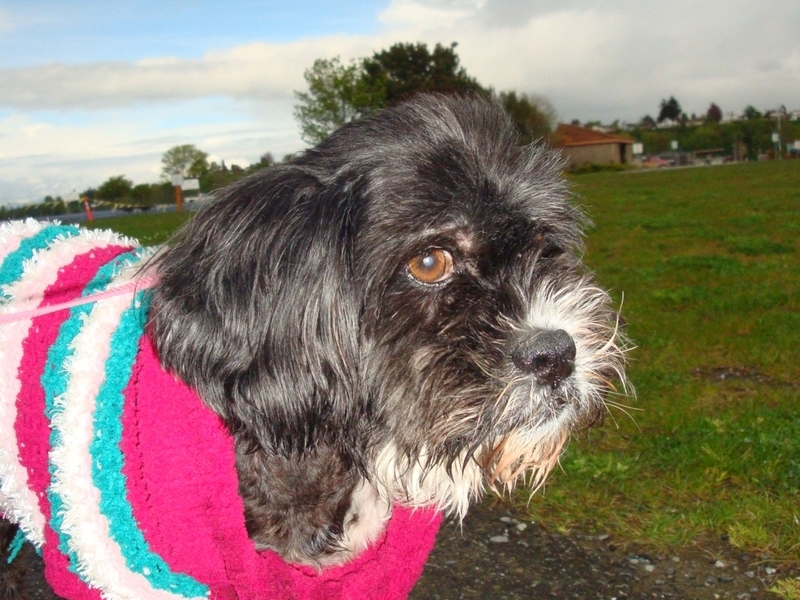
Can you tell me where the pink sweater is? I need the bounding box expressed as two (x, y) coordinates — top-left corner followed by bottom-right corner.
(0, 220), (440, 600)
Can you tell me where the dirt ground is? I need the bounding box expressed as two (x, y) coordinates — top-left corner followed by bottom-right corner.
(411, 499), (798, 600)
(2, 501), (797, 600)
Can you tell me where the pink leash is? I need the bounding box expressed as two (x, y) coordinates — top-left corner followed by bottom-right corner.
(0, 274), (159, 325)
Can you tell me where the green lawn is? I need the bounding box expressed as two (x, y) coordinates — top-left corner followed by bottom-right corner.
(85, 210), (191, 245)
(85, 161), (800, 564)
(526, 160), (799, 565)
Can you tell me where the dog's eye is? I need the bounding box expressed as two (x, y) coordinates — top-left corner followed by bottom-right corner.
(407, 249), (454, 284)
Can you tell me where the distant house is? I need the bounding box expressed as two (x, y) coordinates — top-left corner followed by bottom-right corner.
(693, 148), (728, 165)
(552, 124), (635, 169)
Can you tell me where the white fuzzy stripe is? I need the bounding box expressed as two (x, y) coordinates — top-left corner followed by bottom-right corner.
(0, 219), (47, 263)
(49, 259), (202, 600)
(0, 230), (130, 546)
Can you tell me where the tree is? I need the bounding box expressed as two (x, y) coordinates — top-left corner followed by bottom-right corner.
(361, 42), (485, 105)
(640, 115), (657, 129)
(130, 183), (155, 206)
(293, 42), (487, 145)
(498, 91), (556, 144)
(706, 103), (722, 123)
(742, 105), (762, 120)
(657, 96), (682, 123)
(293, 57), (381, 145)
(161, 145), (209, 181)
(96, 175), (133, 201)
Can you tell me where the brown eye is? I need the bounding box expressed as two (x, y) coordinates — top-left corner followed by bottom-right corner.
(407, 249), (454, 284)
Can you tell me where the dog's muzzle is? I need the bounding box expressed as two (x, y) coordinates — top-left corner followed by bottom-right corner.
(511, 328), (576, 389)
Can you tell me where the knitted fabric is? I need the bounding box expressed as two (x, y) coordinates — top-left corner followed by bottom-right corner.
(0, 220), (441, 600)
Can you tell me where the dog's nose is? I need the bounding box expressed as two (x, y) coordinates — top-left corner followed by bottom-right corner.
(512, 329), (576, 389)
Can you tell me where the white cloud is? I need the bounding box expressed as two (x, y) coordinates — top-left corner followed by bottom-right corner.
(2, 0), (797, 119)
(0, 35), (382, 111)
(0, 98), (301, 204)
(1, 0), (799, 205)
(378, 0), (484, 29)
(378, 0), (800, 121)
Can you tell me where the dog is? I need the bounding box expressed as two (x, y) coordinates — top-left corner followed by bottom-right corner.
(0, 93), (627, 598)
(152, 93), (629, 563)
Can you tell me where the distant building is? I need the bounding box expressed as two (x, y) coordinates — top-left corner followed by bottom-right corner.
(693, 148), (728, 165)
(552, 124), (635, 169)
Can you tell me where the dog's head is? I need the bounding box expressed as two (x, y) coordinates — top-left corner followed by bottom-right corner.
(152, 93), (628, 522)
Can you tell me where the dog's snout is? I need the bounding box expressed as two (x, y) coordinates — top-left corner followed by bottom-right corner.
(512, 329), (576, 389)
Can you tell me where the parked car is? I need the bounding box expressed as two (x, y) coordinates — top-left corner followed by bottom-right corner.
(642, 155), (670, 168)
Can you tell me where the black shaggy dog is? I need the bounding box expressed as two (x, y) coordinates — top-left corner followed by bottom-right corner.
(151, 93), (628, 566)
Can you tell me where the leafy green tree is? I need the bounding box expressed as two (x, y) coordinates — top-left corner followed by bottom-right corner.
(640, 115), (657, 129)
(130, 183), (156, 206)
(686, 123), (725, 149)
(498, 91), (556, 144)
(293, 42), (487, 145)
(161, 145), (209, 180)
(657, 96), (682, 123)
(737, 117), (773, 159)
(153, 182), (175, 204)
(293, 57), (382, 145)
(361, 42), (484, 105)
(96, 175), (133, 201)
(742, 105), (762, 120)
(294, 41), (564, 148)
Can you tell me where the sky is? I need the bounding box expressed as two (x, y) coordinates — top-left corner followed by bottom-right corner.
(1, 0), (798, 206)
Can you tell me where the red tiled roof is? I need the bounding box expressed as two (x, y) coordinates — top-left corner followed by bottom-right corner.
(553, 124), (634, 147)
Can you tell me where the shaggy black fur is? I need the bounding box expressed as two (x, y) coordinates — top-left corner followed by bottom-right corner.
(150, 93), (624, 565)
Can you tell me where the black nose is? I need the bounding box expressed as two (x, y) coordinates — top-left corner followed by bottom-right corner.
(512, 329), (576, 389)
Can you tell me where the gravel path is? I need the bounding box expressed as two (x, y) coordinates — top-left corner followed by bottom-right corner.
(410, 499), (797, 600)
(3, 503), (797, 600)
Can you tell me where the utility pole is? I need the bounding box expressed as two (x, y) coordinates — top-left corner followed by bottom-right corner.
(171, 173), (184, 212)
(82, 195), (94, 222)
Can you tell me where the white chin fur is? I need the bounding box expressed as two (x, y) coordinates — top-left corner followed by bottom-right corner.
(370, 413), (572, 521)
(313, 480), (391, 568)
(371, 442), (485, 518)
(337, 480), (391, 562)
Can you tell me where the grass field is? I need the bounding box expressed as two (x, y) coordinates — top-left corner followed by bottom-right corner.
(85, 210), (191, 245)
(86, 161), (799, 567)
(527, 160), (800, 567)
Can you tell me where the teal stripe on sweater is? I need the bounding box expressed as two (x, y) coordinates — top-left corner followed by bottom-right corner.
(0, 225), (80, 298)
(42, 247), (208, 598)
(89, 289), (208, 598)
(43, 250), (144, 563)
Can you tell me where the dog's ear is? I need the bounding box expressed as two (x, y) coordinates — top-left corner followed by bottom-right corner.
(150, 166), (365, 456)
